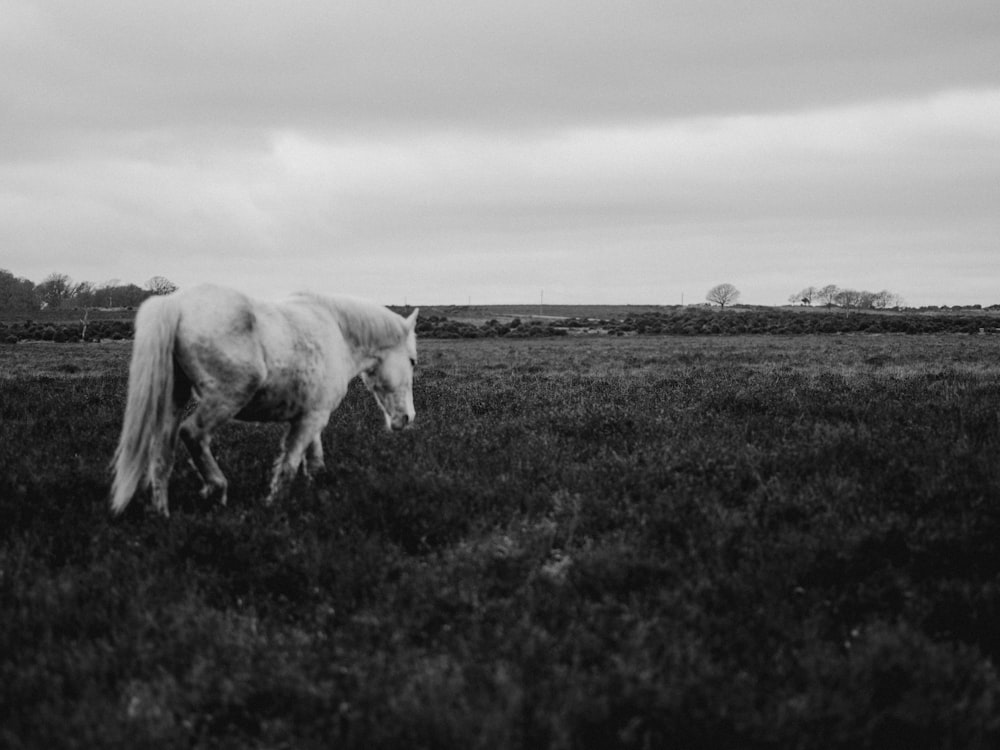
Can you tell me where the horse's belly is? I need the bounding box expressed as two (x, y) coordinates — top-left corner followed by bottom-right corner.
(235, 382), (309, 422)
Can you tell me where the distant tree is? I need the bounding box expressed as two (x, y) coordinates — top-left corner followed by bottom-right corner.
(0, 269), (39, 311)
(835, 288), (890, 310)
(857, 290), (877, 309)
(99, 279), (121, 307)
(806, 284), (903, 310)
(789, 286), (817, 306)
(834, 288), (864, 309)
(35, 272), (75, 309)
(113, 284), (150, 308)
(145, 276), (178, 295)
(815, 284), (840, 307)
(70, 280), (97, 307)
(871, 289), (904, 309)
(88, 281), (151, 309)
(706, 283), (740, 309)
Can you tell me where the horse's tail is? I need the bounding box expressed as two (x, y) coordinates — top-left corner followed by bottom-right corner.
(110, 294), (182, 514)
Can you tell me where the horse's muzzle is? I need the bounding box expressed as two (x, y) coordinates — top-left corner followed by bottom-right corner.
(389, 413), (412, 431)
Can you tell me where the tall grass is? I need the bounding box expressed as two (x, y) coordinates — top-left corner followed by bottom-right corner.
(1, 335), (999, 748)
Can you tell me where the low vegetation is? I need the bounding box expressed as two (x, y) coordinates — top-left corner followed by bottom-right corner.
(2, 335), (1000, 748)
(4, 304), (1000, 344)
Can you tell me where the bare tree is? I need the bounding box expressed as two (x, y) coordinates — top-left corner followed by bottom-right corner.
(71, 280), (96, 306)
(789, 286), (817, 306)
(871, 290), (904, 309)
(816, 284), (840, 307)
(834, 288), (866, 309)
(706, 283), (740, 309)
(146, 276), (178, 295)
(36, 272), (74, 309)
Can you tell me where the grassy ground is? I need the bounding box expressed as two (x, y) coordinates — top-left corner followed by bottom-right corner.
(2, 335), (1000, 748)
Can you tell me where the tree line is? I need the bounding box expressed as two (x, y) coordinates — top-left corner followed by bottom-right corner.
(703, 283), (905, 311)
(0, 269), (177, 311)
(789, 284), (903, 309)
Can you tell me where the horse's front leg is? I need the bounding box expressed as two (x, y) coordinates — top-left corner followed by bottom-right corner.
(305, 434), (326, 477)
(267, 414), (326, 504)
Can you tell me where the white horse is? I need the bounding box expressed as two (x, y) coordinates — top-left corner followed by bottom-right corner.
(110, 284), (418, 517)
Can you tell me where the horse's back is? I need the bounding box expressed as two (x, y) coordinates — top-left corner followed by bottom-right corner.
(171, 285), (268, 394)
(173, 284), (257, 336)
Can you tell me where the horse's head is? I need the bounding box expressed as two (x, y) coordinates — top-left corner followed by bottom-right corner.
(361, 308), (418, 431)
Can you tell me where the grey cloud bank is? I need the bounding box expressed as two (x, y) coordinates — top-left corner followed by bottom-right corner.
(2, 1), (998, 306)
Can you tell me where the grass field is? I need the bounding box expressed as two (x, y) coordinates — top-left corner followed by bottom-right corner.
(2, 334), (1000, 748)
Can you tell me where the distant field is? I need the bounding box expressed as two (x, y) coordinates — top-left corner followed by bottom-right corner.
(2, 335), (1000, 748)
(421, 303), (672, 324)
(0, 307), (139, 323)
(0, 303), (664, 330)
(0, 304), (1000, 334)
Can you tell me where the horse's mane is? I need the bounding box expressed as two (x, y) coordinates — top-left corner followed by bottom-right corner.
(293, 292), (409, 352)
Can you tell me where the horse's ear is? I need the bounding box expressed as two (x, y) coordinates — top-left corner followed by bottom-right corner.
(405, 308), (419, 330)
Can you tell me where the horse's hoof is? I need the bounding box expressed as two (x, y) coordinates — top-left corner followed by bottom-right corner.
(199, 484), (227, 507)
(305, 463), (327, 479)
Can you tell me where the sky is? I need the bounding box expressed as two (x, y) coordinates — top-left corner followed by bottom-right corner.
(1, 1), (998, 307)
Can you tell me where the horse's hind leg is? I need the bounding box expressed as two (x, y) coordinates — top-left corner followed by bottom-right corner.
(172, 296), (265, 509)
(267, 413), (327, 504)
(179, 398), (241, 507)
(149, 428), (180, 517)
(150, 378), (192, 517)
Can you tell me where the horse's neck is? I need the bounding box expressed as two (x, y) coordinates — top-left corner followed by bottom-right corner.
(321, 295), (401, 361)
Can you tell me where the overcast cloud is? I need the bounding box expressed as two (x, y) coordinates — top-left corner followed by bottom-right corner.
(2, 1), (998, 305)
